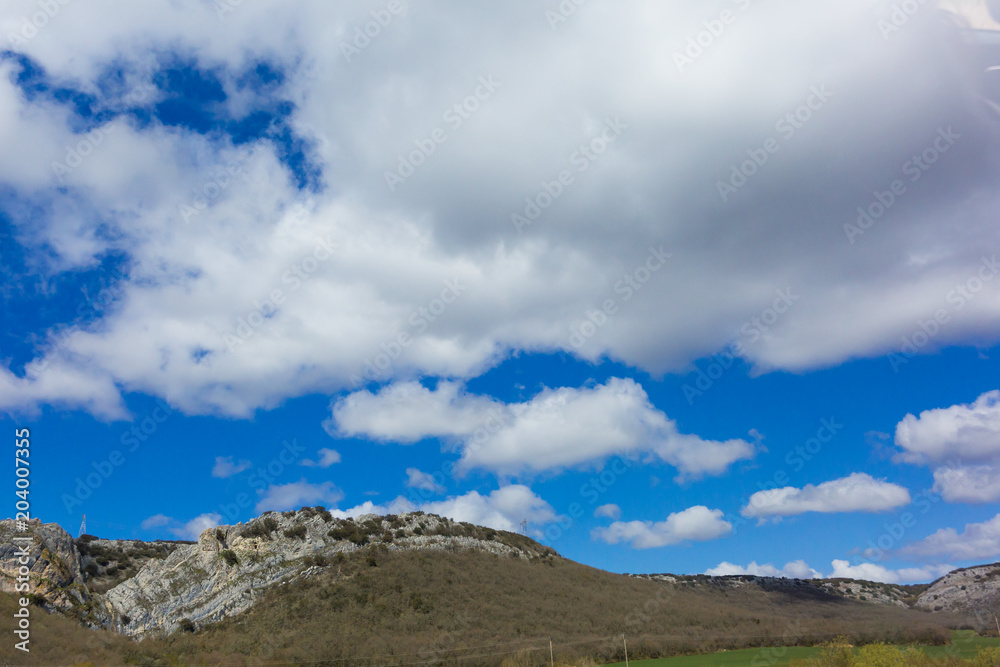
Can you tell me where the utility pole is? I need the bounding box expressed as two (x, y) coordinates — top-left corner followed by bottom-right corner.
(549, 636), (553, 666)
(994, 614), (999, 637)
(622, 633), (629, 667)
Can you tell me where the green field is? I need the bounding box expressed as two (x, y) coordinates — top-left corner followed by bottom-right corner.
(603, 631), (1000, 666)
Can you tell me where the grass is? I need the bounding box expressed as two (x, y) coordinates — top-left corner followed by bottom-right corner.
(604, 631), (1000, 666)
(604, 645), (822, 666)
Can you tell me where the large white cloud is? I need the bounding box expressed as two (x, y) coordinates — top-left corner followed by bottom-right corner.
(329, 378), (756, 478)
(592, 506), (732, 549)
(741, 473), (911, 519)
(330, 484), (559, 533)
(895, 391), (1000, 503)
(1, 1), (999, 420)
(900, 513), (1000, 561)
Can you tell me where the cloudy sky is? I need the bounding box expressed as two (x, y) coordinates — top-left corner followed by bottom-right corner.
(3, 0), (1000, 584)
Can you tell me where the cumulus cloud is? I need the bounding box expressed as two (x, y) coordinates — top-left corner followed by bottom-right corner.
(741, 473), (911, 519)
(705, 560), (821, 579)
(212, 456), (252, 478)
(895, 391), (1000, 503)
(255, 479), (344, 513)
(705, 559), (950, 583)
(1, 1), (998, 421)
(829, 559), (954, 584)
(592, 506), (732, 549)
(594, 503), (622, 520)
(900, 513), (1000, 561)
(300, 448), (341, 468)
(141, 512), (222, 540)
(405, 468), (446, 494)
(329, 484), (559, 533)
(330, 379), (755, 479)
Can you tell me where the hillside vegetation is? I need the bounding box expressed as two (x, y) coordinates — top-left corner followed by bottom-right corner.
(0, 535), (971, 666)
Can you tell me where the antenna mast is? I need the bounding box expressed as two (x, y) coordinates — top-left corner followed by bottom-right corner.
(79, 514), (87, 538)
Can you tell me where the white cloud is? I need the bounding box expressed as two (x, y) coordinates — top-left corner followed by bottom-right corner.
(140, 512), (222, 541)
(592, 506), (732, 549)
(933, 465), (1000, 503)
(330, 379), (755, 479)
(900, 513), (1000, 562)
(705, 560), (821, 579)
(895, 391), (1000, 504)
(300, 448), (341, 468)
(1, 2), (998, 421)
(741, 473), (911, 519)
(895, 390), (1000, 464)
(255, 479), (344, 513)
(405, 468), (445, 494)
(594, 503), (621, 520)
(212, 456), (252, 478)
(829, 559), (954, 584)
(329, 484), (559, 533)
(140, 514), (171, 529)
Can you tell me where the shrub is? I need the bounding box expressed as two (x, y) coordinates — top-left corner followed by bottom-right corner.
(241, 517), (280, 540)
(215, 528), (226, 543)
(178, 618), (196, 633)
(319, 510), (333, 523)
(220, 549), (239, 567)
(976, 647), (1000, 667)
(283, 525), (308, 540)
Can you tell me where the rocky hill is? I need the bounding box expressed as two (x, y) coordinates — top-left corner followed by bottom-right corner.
(0, 510), (991, 665)
(632, 573), (928, 608)
(0, 509), (554, 637)
(915, 562), (1000, 617)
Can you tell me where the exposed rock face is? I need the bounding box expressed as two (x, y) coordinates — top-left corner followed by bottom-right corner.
(0, 518), (88, 612)
(915, 563), (1000, 618)
(0, 510), (555, 638)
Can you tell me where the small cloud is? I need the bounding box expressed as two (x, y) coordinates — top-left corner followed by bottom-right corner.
(300, 448), (341, 468)
(405, 468), (445, 494)
(592, 506), (732, 549)
(140, 514), (172, 529)
(594, 503), (621, 520)
(212, 456), (252, 478)
(140, 513), (222, 540)
(256, 479), (344, 513)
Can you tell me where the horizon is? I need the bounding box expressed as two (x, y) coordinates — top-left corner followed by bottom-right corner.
(3, 0), (1000, 592)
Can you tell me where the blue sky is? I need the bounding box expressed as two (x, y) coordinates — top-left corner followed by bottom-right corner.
(3, 0), (1000, 585)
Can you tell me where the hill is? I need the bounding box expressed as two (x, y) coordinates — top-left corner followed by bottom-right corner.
(0, 511), (982, 665)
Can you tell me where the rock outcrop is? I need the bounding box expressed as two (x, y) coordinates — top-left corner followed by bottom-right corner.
(2, 510), (557, 638)
(915, 563), (1000, 618)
